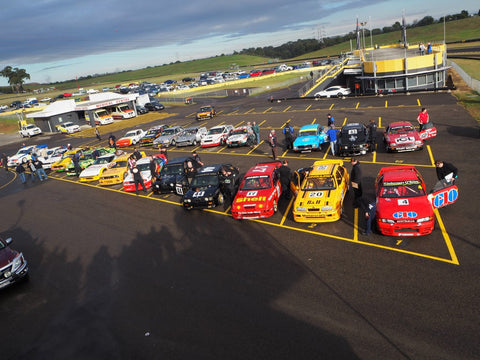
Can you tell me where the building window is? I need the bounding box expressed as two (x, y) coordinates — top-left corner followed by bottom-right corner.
(396, 79), (406, 89)
(418, 75), (427, 85)
(408, 77), (417, 87)
(377, 80), (385, 89)
(386, 79), (395, 89)
(427, 73), (434, 84)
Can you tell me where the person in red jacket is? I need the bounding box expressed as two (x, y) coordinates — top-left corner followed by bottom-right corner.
(417, 108), (430, 131)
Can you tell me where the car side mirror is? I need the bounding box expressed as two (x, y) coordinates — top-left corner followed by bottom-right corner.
(5, 237), (12, 245)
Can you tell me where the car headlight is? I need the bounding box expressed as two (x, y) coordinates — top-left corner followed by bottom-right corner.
(184, 199), (191, 203)
(312, 144), (317, 148)
(321, 206), (333, 211)
(207, 197), (213, 201)
(11, 253), (25, 272)
(417, 216), (432, 223)
(415, 140), (422, 145)
(296, 207), (307, 211)
(381, 218), (395, 224)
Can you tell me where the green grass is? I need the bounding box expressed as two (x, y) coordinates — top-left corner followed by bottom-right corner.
(451, 59), (480, 80)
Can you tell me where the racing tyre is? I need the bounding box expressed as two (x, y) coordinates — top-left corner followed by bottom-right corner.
(337, 93), (343, 98)
(217, 193), (224, 205)
(132, 140), (137, 145)
(193, 140), (197, 146)
(171, 140), (176, 146)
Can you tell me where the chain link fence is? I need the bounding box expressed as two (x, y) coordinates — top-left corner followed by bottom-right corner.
(448, 60), (480, 94)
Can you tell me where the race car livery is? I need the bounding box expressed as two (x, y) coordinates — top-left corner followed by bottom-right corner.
(231, 162), (282, 219)
(176, 126), (208, 147)
(292, 124), (327, 152)
(50, 148), (86, 172)
(116, 129), (146, 147)
(337, 123), (371, 156)
(200, 125), (234, 148)
(291, 160), (349, 223)
(79, 153), (116, 182)
(7, 145), (38, 167)
(138, 125), (169, 147)
(196, 105), (216, 120)
(418, 121), (437, 141)
(226, 126), (254, 147)
(98, 151), (147, 186)
(152, 156), (195, 195)
(123, 156), (165, 192)
(384, 121), (423, 152)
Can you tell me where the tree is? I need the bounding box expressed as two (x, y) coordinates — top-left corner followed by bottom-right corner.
(0, 66), (30, 93)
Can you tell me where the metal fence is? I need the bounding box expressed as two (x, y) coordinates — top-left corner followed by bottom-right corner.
(448, 60), (480, 94)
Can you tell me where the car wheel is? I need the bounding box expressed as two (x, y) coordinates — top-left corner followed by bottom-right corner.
(171, 140), (176, 146)
(337, 92), (343, 98)
(217, 193), (224, 205)
(273, 199), (278, 213)
(132, 140), (137, 145)
(193, 140), (197, 146)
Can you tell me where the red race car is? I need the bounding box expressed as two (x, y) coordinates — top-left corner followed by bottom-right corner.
(375, 166), (435, 236)
(383, 121), (423, 152)
(231, 162), (282, 220)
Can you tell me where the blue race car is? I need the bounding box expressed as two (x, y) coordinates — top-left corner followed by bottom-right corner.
(292, 124), (327, 152)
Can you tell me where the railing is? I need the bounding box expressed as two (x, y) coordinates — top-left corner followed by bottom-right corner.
(448, 60), (480, 94)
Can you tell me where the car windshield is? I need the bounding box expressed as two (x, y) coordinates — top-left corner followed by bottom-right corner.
(380, 180), (425, 198)
(137, 162), (150, 171)
(146, 130), (158, 135)
(94, 156), (113, 165)
(163, 163), (184, 175)
(162, 129), (176, 136)
(185, 129), (197, 135)
(208, 128), (223, 135)
(389, 125), (413, 134)
(118, 105), (129, 111)
(26, 124), (36, 129)
(299, 130), (317, 137)
(191, 174), (218, 188)
(82, 153), (94, 160)
(113, 160), (128, 168)
(17, 148), (30, 155)
(97, 110), (109, 117)
(302, 176), (335, 190)
(232, 129), (247, 135)
(125, 131), (137, 137)
(200, 107), (211, 112)
(241, 175), (271, 190)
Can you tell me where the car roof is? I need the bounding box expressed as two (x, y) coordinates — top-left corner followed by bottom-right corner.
(244, 162), (280, 176)
(342, 123), (363, 129)
(299, 124), (319, 131)
(379, 166), (419, 182)
(309, 160), (344, 176)
(167, 156), (193, 164)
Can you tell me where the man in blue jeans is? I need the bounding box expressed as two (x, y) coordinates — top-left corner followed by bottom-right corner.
(326, 125), (337, 156)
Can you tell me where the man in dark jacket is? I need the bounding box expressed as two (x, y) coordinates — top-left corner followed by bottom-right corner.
(350, 158), (363, 208)
(15, 162), (26, 184)
(1, 153), (8, 171)
(132, 164), (147, 195)
(278, 160), (292, 200)
(282, 122), (294, 150)
(435, 161), (457, 182)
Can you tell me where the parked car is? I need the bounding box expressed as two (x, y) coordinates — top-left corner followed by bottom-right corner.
(292, 124), (327, 152)
(123, 156), (165, 192)
(249, 70), (262, 77)
(152, 156), (196, 195)
(152, 126), (184, 148)
(138, 125), (169, 147)
(182, 163), (239, 210)
(57, 122), (80, 134)
(383, 121), (423, 152)
(144, 102), (165, 111)
(19, 124), (42, 138)
(231, 162), (282, 220)
(37, 146), (68, 169)
(291, 160), (350, 223)
(116, 129), (146, 147)
(0, 237), (29, 289)
(314, 86), (351, 98)
(175, 126), (208, 147)
(79, 153), (117, 182)
(201, 125), (234, 147)
(337, 123), (371, 156)
(136, 105), (149, 115)
(7, 145), (37, 167)
(226, 126), (255, 147)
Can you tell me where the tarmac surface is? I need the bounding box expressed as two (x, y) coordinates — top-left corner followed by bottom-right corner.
(1, 89), (479, 359)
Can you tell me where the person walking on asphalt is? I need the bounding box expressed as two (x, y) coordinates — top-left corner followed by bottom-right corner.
(269, 129), (278, 160)
(34, 158), (48, 181)
(15, 162), (26, 184)
(326, 125), (338, 156)
(95, 126), (101, 141)
(350, 158), (363, 208)
(252, 121), (260, 145)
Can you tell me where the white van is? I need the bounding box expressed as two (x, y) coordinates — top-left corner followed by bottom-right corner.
(85, 109), (114, 125)
(110, 104), (135, 119)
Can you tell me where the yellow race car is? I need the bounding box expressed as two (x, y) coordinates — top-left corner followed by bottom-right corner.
(98, 151), (146, 186)
(50, 148), (86, 172)
(291, 160), (349, 223)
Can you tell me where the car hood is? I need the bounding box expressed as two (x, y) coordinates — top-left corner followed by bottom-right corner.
(228, 134), (248, 142)
(177, 134), (195, 142)
(184, 186), (218, 198)
(293, 135), (323, 146)
(386, 133), (419, 144)
(295, 189), (336, 207)
(80, 164), (107, 177)
(377, 196), (433, 219)
(101, 166), (126, 177)
(158, 173), (185, 184)
(203, 134), (223, 141)
(234, 188), (273, 204)
(0, 247), (16, 267)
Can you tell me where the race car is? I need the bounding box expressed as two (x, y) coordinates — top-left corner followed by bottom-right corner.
(337, 123), (371, 156)
(65, 148), (115, 176)
(123, 156), (165, 192)
(200, 125), (234, 148)
(152, 126), (184, 148)
(175, 126), (207, 147)
(292, 124), (327, 152)
(138, 124), (169, 147)
(98, 151), (147, 186)
(57, 122), (80, 134)
(37, 146), (68, 169)
(375, 166), (434, 236)
(7, 145), (38, 167)
(196, 105), (216, 120)
(418, 121), (437, 141)
(50, 148), (86, 172)
(383, 121), (423, 152)
(116, 129), (146, 148)
(231, 162), (282, 219)
(182, 163), (239, 210)
(0, 237), (29, 290)
(226, 126), (255, 147)
(79, 153), (117, 182)
(291, 160), (349, 223)
(152, 156), (196, 195)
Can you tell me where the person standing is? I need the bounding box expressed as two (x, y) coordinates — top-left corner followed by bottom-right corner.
(108, 134), (116, 149)
(326, 125), (338, 156)
(416, 108), (430, 131)
(34, 158), (48, 181)
(133, 148), (142, 160)
(427, 42), (432, 54)
(1, 153), (8, 171)
(27, 159), (37, 182)
(327, 113), (335, 127)
(192, 151), (204, 167)
(252, 121), (260, 145)
(435, 160), (458, 182)
(419, 43), (425, 55)
(367, 119), (377, 150)
(278, 160), (292, 200)
(282, 122), (294, 150)
(15, 162), (26, 184)
(269, 130), (278, 160)
(131, 163), (147, 195)
(350, 158), (363, 208)
(95, 126), (101, 141)
(73, 151), (82, 176)
(220, 166), (236, 210)
(149, 156), (158, 181)
(361, 198), (376, 235)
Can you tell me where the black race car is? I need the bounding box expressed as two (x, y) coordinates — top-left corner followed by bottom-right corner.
(336, 123), (371, 157)
(182, 163), (239, 210)
(153, 156), (196, 195)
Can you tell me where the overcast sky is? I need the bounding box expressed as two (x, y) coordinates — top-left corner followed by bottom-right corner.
(0, 0), (477, 87)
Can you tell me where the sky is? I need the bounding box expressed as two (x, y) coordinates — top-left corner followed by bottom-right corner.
(0, 0), (477, 87)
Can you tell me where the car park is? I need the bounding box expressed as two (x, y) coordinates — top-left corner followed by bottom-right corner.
(292, 124), (327, 152)
(175, 126), (207, 147)
(231, 162), (282, 220)
(314, 86), (351, 98)
(57, 122), (80, 134)
(201, 125), (234, 148)
(116, 129), (146, 147)
(182, 163), (239, 210)
(0, 237), (28, 290)
(152, 126), (184, 148)
(291, 160), (350, 223)
(152, 156), (196, 195)
(375, 166), (434, 236)
(196, 105), (216, 120)
(138, 125), (169, 147)
(336, 123), (371, 156)
(123, 156), (165, 192)
(383, 121), (423, 152)
(19, 124), (42, 138)
(226, 126), (255, 147)
(79, 153), (117, 182)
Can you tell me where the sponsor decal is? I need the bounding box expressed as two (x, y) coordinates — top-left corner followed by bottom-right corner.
(236, 196), (266, 203)
(246, 191), (258, 197)
(393, 211), (417, 219)
(308, 191), (324, 197)
(315, 165), (328, 171)
(431, 187), (458, 209)
(397, 199), (409, 205)
(384, 180), (420, 186)
(192, 191), (205, 197)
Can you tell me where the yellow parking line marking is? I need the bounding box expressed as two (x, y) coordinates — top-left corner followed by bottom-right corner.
(311, 118), (316, 124)
(0, 170), (16, 189)
(245, 108), (255, 114)
(281, 149), (289, 157)
(280, 197), (295, 226)
(216, 146), (227, 153)
(258, 120), (267, 126)
(305, 105), (312, 111)
(372, 151), (377, 163)
(378, 116), (382, 128)
(323, 146), (330, 159)
(247, 140), (264, 155)
(263, 107), (272, 113)
(342, 117), (347, 126)
(434, 208), (459, 265)
(427, 145), (435, 165)
(329, 104), (335, 110)
(217, 121), (226, 125)
(353, 208), (359, 241)
(417, 99), (421, 106)
(234, 120), (245, 127)
(355, 102), (360, 109)
(385, 100), (388, 108)
(283, 106), (292, 112)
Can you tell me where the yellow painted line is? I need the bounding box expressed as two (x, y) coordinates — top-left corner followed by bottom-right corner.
(322, 146), (330, 159)
(305, 105), (312, 111)
(355, 102), (360, 109)
(263, 107), (272, 114)
(281, 119), (291, 128)
(311, 118), (316, 125)
(217, 121), (226, 126)
(353, 208), (359, 241)
(417, 99), (421, 107)
(372, 151), (377, 163)
(244, 108), (255, 114)
(283, 106), (292, 113)
(426, 145), (435, 165)
(0, 170), (17, 189)
(385, 100), (388, 108)
(434, 208), (459, 265)
(258, 120), (267, 126)
(329, 104), (335, 110)
(247, 140), (264, 155)
(216, 146), (227, 153)
(234, 120), (245, 127)
(342, 117), (347, 126)
(280, 197), (295, 226)
(378, 116), (382, 128)
(281, 149), (289, 157)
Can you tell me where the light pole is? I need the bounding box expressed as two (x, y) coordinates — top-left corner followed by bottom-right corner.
(360, 21), (368, 49)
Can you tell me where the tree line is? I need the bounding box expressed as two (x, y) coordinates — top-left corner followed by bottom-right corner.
(234, 10), (478, 59)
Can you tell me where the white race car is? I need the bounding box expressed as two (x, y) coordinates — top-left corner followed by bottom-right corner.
(79, 153), (116, 182)
(201, 125), (234, 148)
(37, 147), (68, 169)
(7, 146), (37, 167)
